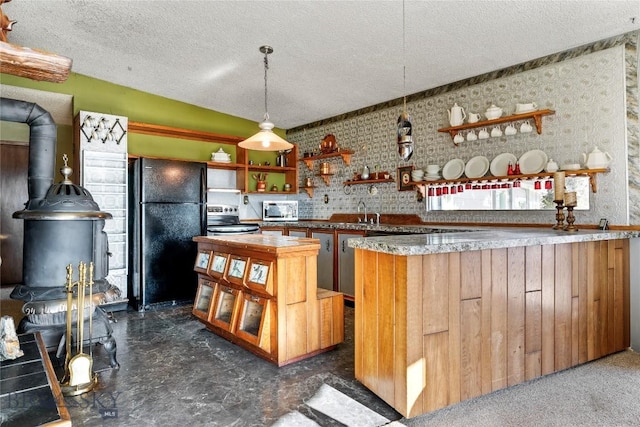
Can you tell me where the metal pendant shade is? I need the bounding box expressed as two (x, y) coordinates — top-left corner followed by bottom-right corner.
(239, 46), (293, 151)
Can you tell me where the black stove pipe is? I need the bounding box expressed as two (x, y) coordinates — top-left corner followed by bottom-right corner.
(0, 97), (57, 210)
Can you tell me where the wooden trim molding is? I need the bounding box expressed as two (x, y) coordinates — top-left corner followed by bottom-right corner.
(128, 121), (244, 145)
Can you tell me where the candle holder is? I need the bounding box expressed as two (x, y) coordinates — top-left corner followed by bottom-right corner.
(552, 200), (565, 230)
(564, 205), (578, 232)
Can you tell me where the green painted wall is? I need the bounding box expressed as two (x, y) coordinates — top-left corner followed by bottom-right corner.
(0, 72), (287, 162)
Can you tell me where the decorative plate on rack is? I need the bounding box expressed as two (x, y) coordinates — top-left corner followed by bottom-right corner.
(442, 158), (465, 180)
(465, 156), (490, 179)
(518, 150), (548, 174)
(490, 153), (517, 177)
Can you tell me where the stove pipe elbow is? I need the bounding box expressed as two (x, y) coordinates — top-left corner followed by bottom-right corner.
(0, 97), (57, 209)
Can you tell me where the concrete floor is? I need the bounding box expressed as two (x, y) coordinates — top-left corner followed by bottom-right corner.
(51, 303), (402, 426)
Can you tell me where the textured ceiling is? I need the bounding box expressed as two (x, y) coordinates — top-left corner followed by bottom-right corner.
(3, 1), (639, 129)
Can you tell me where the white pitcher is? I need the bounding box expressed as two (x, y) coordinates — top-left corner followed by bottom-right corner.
(448, 103), (466, 126)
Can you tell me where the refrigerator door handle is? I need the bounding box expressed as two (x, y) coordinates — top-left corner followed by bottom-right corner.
(200, 166), (207, 234)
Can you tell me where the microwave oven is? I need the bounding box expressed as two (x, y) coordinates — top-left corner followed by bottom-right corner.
(262, 201), (298, 222)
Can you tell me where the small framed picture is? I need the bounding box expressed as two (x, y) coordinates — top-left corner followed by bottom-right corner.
(226, 256), (248, 286)
(598, 218), (609, 230)
(194, 251), (211, 274)
(210, 253), (229, 278)
(397, 166), (415, 191)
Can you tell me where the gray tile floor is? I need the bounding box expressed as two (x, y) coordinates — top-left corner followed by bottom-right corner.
(51, 303), (401, 426)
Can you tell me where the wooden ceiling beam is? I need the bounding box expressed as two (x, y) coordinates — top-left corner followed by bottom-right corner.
(0, 41), (72, 83)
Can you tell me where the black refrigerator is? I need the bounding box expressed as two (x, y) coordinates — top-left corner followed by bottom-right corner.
(129, 158), (206, 310)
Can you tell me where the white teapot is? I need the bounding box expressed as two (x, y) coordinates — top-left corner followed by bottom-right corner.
(485, 104), (503, 120)
(211, 147), (231, 162)
(448, 103), (466, 126)
(582, 147), (612, 169)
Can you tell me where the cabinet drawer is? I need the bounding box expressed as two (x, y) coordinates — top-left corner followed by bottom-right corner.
(234, 293), (272, 352)
(210, 285), (241, 331)
(193, 278), (216, 321)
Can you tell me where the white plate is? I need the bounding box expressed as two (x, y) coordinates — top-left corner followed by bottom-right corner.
(490, 153), (517, 177)
(518, 149), (548, 174)
(442, 158), (465, 180)
(465, 156), (490, 179)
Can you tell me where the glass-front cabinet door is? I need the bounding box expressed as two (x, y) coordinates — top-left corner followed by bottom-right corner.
(211, 285), (240, 331)
(193, 278), (215, 321)
(245, 259), (273, 296)
(194, 250), (212, 274)
(235, 293), (270, 350)
(226, 256), (248, 286)
(210, 252), (229, 279)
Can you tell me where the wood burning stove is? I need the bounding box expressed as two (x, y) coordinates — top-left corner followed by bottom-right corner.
(1, 97), (120, 369)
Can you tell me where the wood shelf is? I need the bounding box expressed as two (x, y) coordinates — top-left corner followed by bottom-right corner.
(128, 121), (299, 194)
(248, 165), (297, 172)
(205, 161), (244, 170)
(301, 186), (315, 197)
(409, 168), (607, 193)
(344, 178), (395, 186)
(437, 109), (556, 142)
(316, 173), (333, 185)
(300, 150), (354, 170)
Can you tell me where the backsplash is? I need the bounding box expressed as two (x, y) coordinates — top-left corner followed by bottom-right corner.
(288, 32), (639, 226)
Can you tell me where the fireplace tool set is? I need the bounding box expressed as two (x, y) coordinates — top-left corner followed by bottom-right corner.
(60, 261), (98, 396)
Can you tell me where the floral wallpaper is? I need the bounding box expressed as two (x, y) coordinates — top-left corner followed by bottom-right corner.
(286, 31), (639, 227)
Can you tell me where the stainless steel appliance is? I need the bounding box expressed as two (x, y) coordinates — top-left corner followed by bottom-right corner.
(207, 204), (260, 235)
(262, 200), (298, 222)
(129, 158), (207, 310)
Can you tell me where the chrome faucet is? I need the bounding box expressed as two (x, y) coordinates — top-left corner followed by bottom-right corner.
(357, 200), (367, 223)
(374, 212), (381, 225)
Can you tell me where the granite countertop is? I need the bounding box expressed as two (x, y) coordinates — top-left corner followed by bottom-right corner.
(258, 220), (474, 234)
(346, 228), (640, 256)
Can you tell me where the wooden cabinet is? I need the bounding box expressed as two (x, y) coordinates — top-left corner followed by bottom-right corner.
(287, 228), (309, 238)
(127, 121), (299, 194)
(192, 235), (343, 366)
(312, 230), (335, 291)
(260, 226), (285, 236)
(278, 226), (362, 300)
(354, 239), (631, 418)
(235, 145), (299, 194)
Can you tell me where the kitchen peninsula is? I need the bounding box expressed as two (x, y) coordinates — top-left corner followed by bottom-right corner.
(192, 234), (343, 366)
(348, 228), (640, 418)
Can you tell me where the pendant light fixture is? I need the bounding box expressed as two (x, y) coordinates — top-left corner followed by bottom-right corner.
(239, 45), (293, 151)
(397, 0), (414, 161)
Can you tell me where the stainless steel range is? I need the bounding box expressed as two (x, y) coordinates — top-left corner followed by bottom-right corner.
(206, 204), (260, 235)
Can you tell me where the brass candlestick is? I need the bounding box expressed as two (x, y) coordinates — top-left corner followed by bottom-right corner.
(553, 200), (565, 230)
(564, 205), (578, 232)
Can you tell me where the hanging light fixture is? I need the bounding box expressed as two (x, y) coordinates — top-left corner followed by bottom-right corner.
(239, 45), (293, 151)
(397, 0), (414, 161)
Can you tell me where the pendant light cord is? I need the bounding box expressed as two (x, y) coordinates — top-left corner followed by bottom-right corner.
(263, 48), (270, 122)
(402, 0), (407, 112)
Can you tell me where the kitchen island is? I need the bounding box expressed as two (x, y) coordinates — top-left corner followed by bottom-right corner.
(192, 235), (343, 366)
(348, 228), (640, 418)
